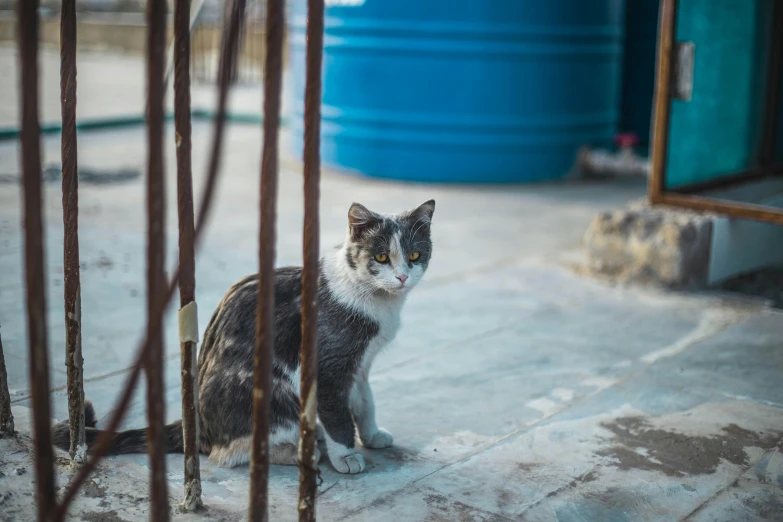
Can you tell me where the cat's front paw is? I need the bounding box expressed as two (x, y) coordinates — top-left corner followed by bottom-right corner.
(330, 452), (365, 474)
(361, 428), (393, 449)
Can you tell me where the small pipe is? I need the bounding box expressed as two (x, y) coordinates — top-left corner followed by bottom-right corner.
(578, 146), (651, 178)
(578, 132), (651, 178)
(0, 111), (285, 142)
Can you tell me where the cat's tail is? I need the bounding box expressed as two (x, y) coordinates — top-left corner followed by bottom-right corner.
(52, 399), (185, 456)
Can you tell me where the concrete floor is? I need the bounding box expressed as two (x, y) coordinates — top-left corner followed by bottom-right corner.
(1, 48), (782, 522)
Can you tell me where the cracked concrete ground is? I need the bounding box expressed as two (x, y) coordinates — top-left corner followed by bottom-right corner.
(1, 48), (782, 522)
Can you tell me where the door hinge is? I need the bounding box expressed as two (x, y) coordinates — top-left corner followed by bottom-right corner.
(672, 41), (695, 101)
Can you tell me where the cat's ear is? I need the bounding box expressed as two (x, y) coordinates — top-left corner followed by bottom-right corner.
(408, 199), (436, 225)
(348, 202), (379, 239)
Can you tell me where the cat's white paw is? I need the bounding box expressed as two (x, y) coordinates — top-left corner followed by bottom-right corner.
(330, 452), (365, 474)
(361, 428), (393, 449)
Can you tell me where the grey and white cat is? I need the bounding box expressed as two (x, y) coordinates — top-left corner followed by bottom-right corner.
(53, 200), (435, 474)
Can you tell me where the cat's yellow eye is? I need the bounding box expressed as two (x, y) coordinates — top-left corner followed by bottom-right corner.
(409, 252), (421, 262)
(375, 253), (389, 263)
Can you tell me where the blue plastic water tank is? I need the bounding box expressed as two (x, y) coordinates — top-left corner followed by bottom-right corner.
(289, 1), (625, 183)
(619, 0), (659, 148)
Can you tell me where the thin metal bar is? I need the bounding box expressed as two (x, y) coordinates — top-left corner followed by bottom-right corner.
(191, 25), (199, 81)
(656, 192), (783, 225)
(18, 0), (57, 518)
(60, 0), (86, 464)
(164, 0), (207, 91)
(220, 0), (245, 85)
(249, 0), (283, 518)
(760, 0), (783, 166)
(237, 3), (247, 83)
(298, 0), (324, 519)
(0, 326), (14, 437)
(145, 0), (170, 518)
(649, 0), (678, 202)
(54, 0), (247, 514)
(174, 0), (203, 512)
(211, 20), (219, 81)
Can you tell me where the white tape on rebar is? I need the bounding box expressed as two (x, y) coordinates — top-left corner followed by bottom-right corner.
(178, 301), (199, 344)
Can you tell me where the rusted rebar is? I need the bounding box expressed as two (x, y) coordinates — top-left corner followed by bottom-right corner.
(164, 0), (207, 92)
(60, 0), (86, 464)
(249, 0), (283, 519)
(298, 0), (324, 519)
(145, 0), (170, 519)
(236, 1), (246, 83)
(0, 326), (14, 437)
(18, 0), (57, 518)
(219, 0), (245, 84)
(174, 0), (203, 512)
(54, 0), (247, 515)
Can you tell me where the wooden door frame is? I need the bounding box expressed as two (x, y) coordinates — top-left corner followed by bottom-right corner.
(648, 0), (783, 225)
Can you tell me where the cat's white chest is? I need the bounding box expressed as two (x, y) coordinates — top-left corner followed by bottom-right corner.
(358, 300), (402, 378)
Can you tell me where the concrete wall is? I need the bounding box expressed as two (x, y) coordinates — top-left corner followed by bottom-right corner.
(0, 11), (281, 68)
(0, 11), (170, 54)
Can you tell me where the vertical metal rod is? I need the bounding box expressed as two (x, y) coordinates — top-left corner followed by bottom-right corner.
(237, 3), (246, 83)
(164, 0), (207, 92)
(0, 326), (14, 437)
(146, 0), (169, 519)
(249, 0), (284, 519)
(220, 0), (245, 84)
(60, 0), (86, 464)
(18, 0), (57, 518)
(250, 19), (259, 82)
(174, 0), (203, 512)
(53, 0), (246, 514)
(191, 26), (199, 81)
(211, 20), (219, 81)
(298, 0), (324, 519)
(649, 0), (678, 202)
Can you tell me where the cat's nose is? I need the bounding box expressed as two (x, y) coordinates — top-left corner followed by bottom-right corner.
(396, 274), (408, 284)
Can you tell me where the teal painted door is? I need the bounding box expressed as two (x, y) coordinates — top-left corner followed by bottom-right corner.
(665, 0), (776, 189)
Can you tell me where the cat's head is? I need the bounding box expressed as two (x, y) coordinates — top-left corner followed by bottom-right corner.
(343, 200), (435, 295)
